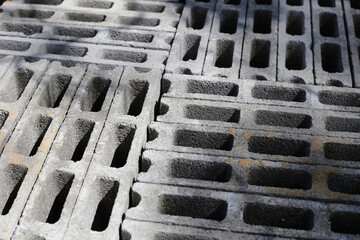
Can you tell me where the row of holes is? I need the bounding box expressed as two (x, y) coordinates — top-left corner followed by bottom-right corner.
(0, 22), (155, 43)
(0, 166), (120, 232)
(170, 103), (360, 133)
(149, 127), (360, 162)
(145, 156), (360, 196)
(133, 193), (359, 234)
(167, 77), (360, 104)
(0, 41), (149, 63)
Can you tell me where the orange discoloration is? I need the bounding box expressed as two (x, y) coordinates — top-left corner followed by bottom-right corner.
(310, 137), (324, 152)
(237, 159), (253, 168)
(243, 131), (256, 138)
(3, 227), (8, 233)
(51, 127), (56, 133)
(37, 136), (52, 153)
(225, 157), (232, 163)
(8, 109), (17, 119)
(217, 130), (222, 133)
(229, 128), (235, 134)
(258, 159), (266, 167)
(46, 109), (53, 116)
(267, 132), (278, 138)
(7, 150), (21, 165)
(235, 146), (243, 151)
(230, 179), (239, 186)
(282, 162), (289, 167)
(328, 137), (341, 143)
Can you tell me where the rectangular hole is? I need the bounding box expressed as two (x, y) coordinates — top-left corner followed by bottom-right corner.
(186, 6), (207, 30)
(170, 159), (232, 182)
(66, 13), (106, 22)
(126, 3), (165, 13)
(256, 0), (272, 4)
(53, 27), (97, 38)
(0, 23), (43, 36)
(119, 80), (149, 116)
(250, 39), (270, 68)
(91, 179), (119, 231)
(248, 167), (312, 190)
(185, 105), (240, 123)
(11, 9), (54, 19)
(0, 68), (34, 102)
(324, 142), (360, 162)
(0, 110), (8, 129)
(109, 31), (153, 43)
(109, 124), (136, 168)
(0, 40), (30, 51)
(174, 129), (234, 151)
(224, 0), (241, 4)
(351, 0), (360, 9)
(215, 40), (234, 68)
(286, 0), (303, 6)
(286, 11), (305, 36)
(326, 116), (360, 132)
(24, 0), (63, 4)
(59, 119), (95, 162)
(331, 212), (360, 235)
(243, 203), (314, 230)
(255, 110), (312, 128)
(220, 9), (238, 34)
(321, 43), (343, 73)
(248, 136), (310, 157)
(187, 80), (239, 97)
(328, 172), (360, 195)
(320, 12), (339, 37)
(318, 91), (360, 107)
(1, 164), (27, 215)
(46, 44), (88, 57)
(182, 34), (201, 61)
(253, 10), (272, 33)
(155, 233), (217, 240)
(37, 74), (72, 108)
(318, 0), (335, 7)
(118, 16), (160, 27)
(14, 114), (52, 156)
(353, 15), (360, 38)
(252, 85), (306, 102)
(102, 49), (148, 63)
(159, 194), (227, 221)
(77, 0), (113, 9)
(80, 77), (111, 112)
(286, 41), (306, 70)
(32, 170), (74, 224)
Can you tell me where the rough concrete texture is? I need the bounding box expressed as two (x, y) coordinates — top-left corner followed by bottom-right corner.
(0, 0), (360, 239)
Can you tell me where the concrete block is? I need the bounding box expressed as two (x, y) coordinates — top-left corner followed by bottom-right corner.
(312, 0), (352, 86)
(126, 182), (360, 239)
(0, 36), (168, 69)
(277, 0), (314, 84)
(240, 0), (279, 81)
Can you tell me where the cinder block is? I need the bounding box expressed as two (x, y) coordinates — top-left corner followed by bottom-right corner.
(343, 0), (360, 87)
(146, 122), (360, 169)
(202, 0), (248, 78)
(0, 1), (183, 32)
(121, 219), (285, 240)
(139, 150), (360, 205)
(0, 20), (174, 50)
(162, 73), (360, 112)
(277, 0), (314, 84)
(166, 0), (216, 74)
(240, 0), (279, 81)
(157, 97), (360, 138)
(312, 0), (352, 87)
(0, 36), (168, 69)
(126, 182), (360, 239)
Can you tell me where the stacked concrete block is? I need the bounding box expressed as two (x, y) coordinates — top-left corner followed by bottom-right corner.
(202, 0), (248, 78)
(166, 0), (216, 74)
(121, 219), (285, 240)
(157, 97), (360, 139)
(0, 36), (168, 69)
(162, 73), (360, 112)
(0, 61), (85, 240)
(277, 0), (314, 84)
(0, 19), (175, 50)
(343, 0), (360, 87)
(240, 0), (279, 81)
(126, 182), (360, 239)
(0, 1), (183, 32)
(312, 0), (352, 87)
